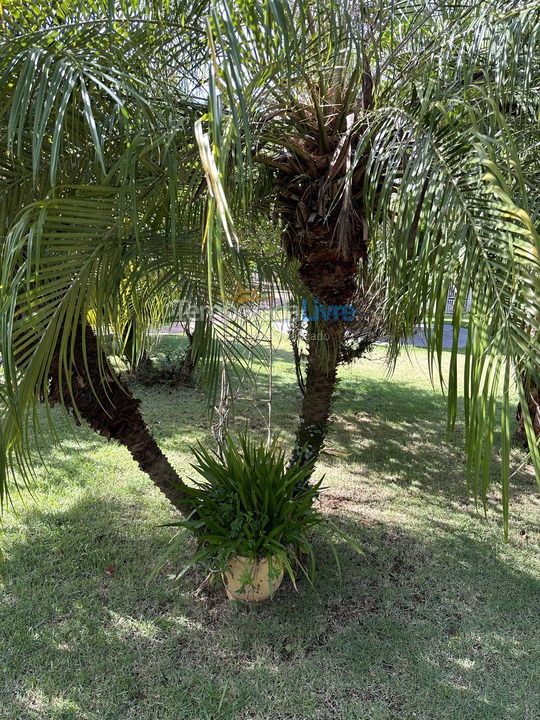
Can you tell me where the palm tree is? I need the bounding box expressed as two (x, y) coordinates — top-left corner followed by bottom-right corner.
(197, 0), (540, 531)
(0, 0), (291, 511)
(1, 0), (539, 538)
(516, 375), (540, 447)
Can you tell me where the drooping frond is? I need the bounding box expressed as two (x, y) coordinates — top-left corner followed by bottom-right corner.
(198, 0), (540, 530)
(0, 0), (299, 504)
(0, 183), (298, 504)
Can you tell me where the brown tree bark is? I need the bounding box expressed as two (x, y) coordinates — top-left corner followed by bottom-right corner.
(272, 123), (371, 470)
(515, 378), (540, 448)
(48, 323), (192, 511)
(290, 240), (361, 466)
(178, 323), (197, 385)
(291, 318), (343, 465)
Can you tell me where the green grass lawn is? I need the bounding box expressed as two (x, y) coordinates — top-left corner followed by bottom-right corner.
(1, 338), (539, 720)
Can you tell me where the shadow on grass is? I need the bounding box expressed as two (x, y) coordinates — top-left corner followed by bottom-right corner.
(1, 493), (539, 719)
(2, 336), (537, 718)
(26, 349), (536, 527)
(239, 365), (535, 508)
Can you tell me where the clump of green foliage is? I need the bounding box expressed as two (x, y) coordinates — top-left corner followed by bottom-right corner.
(130, 348), (195, 387)
(152, 434), (360, 591)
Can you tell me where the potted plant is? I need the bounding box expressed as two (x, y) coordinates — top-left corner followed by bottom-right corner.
(153, 434), (360, 603)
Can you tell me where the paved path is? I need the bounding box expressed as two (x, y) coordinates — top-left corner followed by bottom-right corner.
(270, 320), (469, 349)
(406, 325), (469, 349)
(158, 320), (469, 350)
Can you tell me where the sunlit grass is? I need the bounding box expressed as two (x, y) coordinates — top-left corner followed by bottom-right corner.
(1, 341), (538, 720)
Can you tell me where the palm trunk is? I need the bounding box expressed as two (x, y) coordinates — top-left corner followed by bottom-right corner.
(516, 378), (540, 448)
(48, 324), (191, 511)
(289, 236), (361, 467)
(291, 319), (344, 465)
(178, 324), (197, 385)
(125, 321), (153, 373)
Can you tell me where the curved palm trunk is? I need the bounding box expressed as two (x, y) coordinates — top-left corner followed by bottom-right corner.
(48, 324), (191, 511)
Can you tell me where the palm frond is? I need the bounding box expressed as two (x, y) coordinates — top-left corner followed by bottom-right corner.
(198, 0), (540, 530)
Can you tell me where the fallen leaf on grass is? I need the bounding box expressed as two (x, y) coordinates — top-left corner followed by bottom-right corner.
(322, 448), (352, 457)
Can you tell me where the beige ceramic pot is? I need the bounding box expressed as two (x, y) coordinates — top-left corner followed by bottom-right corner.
(222, 555), (284, 603)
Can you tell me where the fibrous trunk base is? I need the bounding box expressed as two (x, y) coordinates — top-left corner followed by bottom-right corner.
(48, 324), (190, 511)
